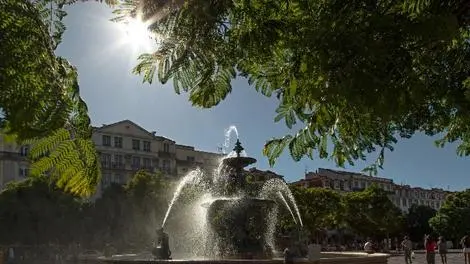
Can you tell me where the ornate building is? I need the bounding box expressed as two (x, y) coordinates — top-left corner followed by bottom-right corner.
(291, 168), (451, 212)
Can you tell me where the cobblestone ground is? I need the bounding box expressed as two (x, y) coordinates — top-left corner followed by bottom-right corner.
(388, 253), (466, 264)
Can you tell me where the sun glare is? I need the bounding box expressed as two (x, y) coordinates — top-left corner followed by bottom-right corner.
(118, 15), (155, 53)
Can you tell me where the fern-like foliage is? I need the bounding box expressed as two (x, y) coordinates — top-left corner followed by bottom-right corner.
(112, 0), (237, 108)
(111, 0), (470, 175)
(1, 0), (100, 196)
(26, 128), (100, 197)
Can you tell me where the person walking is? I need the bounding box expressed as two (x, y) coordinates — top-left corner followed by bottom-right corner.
(425, 235), (437, 264)
(437, 236), (447, 264)
(461, 235), (470, 264)
(401, 236), (413, 264)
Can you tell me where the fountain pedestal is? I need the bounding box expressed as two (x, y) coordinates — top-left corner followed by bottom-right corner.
(206, 139), (277, 259)
(207, 197), (276, 259)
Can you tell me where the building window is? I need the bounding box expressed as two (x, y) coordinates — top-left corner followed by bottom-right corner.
(163, 143), (170, 152)
(152, 158), (159, 167)
(132, 156), (141, 169)
(114, 173), (124, 184)
(334, 180), (339, 189)
(143, 141), (151, 152)
(162, 160), (170, 170)
(114, 137), (123, 148)
(19, 145), (29, 157)
(102, 135), (111, 146)
(101, 173), (112, 190)
(101, 153), (112, 168)
(187, 156), (195, 162)
(114, 154), (123, 168)
(132, 139), (140, 150)
(143, 157), (151, 169)
(19, 167), (29, 178)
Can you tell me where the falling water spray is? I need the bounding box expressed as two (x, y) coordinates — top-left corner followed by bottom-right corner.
(162, 169), (204, 227)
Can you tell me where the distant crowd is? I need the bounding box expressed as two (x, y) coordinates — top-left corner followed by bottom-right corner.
(364, 234), (470, 264)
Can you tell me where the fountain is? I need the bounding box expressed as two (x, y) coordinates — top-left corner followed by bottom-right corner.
(206, 139), (276, 259)
(102, 135), (389, 264)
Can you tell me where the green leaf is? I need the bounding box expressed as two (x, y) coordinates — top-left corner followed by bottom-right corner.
(263, 135), (292, 167)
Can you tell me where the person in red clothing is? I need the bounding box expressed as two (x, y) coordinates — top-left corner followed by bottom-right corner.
(424, 235), (436, 264)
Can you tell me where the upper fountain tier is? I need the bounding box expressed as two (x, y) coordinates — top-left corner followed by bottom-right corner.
(222, 139), (256, 169)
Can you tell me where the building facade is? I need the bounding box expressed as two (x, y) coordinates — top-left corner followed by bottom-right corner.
(391, 184), (448, 212)
(92, 120), (224, 193)
(0, 120), (224, 195)
(292, 168), (450, 212)
(0, 135), (30, 189)
(293, 168), (394, 193)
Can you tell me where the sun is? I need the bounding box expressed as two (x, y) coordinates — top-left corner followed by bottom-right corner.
(118, 15), (155, 53)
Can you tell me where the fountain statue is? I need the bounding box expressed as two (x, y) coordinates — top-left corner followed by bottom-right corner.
(152, 228), (171, 260)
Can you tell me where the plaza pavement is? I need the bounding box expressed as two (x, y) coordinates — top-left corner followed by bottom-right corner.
(388, 253), (466, 264)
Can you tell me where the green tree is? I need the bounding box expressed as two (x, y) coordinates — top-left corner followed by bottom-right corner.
(343, 185), (404, 239)
(281, 186), (343, 234)
(0, 0), (110, 196)
(429, 189), (470, 241)
(405, 204), (437, 242)
(0, 177), (83, 245)
(124, 170), (168, 249)
(88, 183), (128, 248)
(110, 0), (470, 173)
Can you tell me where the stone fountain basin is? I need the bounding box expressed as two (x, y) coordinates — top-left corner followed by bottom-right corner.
(99, 252), (389, 264)
(221, 157), (257, 168)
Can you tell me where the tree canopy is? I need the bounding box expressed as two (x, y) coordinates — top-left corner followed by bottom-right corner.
(111, 0), (470, 173)
(429, 189), (470, 241)
(2, 0), (469, 196)
(0, 0), (107, 196)
(342, 185), (404, 239)
(405, 204), (437, 242)
(0, 176), (84, 245)
(282, 186), (343, 233)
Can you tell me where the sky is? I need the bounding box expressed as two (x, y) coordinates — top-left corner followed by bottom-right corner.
(56, 3), (469, 191)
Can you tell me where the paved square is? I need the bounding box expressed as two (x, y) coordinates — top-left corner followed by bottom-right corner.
(389, 253), (466, 264)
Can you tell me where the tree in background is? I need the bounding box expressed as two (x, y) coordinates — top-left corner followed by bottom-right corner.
(343, 185), (404, 240)
(0, 177), (83, 245)
(124, 170), (168, 249)
(279, 186), (343, 235)
(87, 183), (128, 249)
(429, 189), (470, 243)
(87, 170), (168, 251)
(405, 204), (437, 243)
